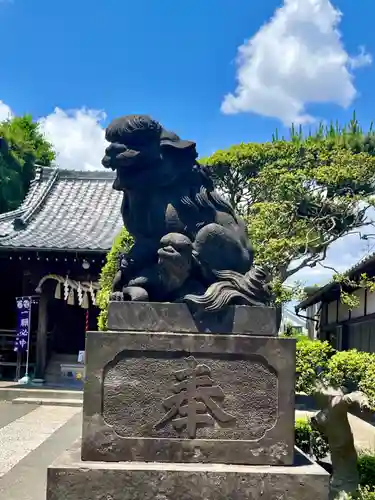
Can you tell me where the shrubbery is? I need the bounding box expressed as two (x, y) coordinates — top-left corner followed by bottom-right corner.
(295, 336), (334, 393)
(358, 453), (375, 491)
(96, 228), (133, 330)
(342, 486), (375, 500)
(352, 486), (375, 499)
(294, 336), (375, 408)
(294, 337), (375, 496)
(295, 417), (329, 459)
(326, 350), (373, 393)
(325, 350), (375, 407)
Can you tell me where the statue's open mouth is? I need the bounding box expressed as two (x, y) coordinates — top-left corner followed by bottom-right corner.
(160, 246), (176, 254)
(103, 156), (151, 178)
(158, 247), (179, 259)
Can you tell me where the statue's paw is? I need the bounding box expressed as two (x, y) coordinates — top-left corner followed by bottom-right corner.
(110, 292), (124, 301)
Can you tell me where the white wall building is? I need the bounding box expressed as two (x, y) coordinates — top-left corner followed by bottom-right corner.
(296, 254), (375, 352)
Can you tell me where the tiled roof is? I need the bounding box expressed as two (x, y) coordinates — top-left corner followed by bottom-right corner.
(0, 166), (123, 252)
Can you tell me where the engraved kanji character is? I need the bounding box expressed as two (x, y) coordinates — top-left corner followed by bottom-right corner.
(154, 356), (235, 438)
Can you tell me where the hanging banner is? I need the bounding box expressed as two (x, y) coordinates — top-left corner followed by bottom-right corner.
(14, 296), (32, 352)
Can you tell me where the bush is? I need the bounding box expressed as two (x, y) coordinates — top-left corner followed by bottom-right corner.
(325, 350), (375, 408)
(349, 486), (375, 499)
(359, 362), (375, 409)
(295, 339), (375, 407)
(358, 453), (375, 490)
(295, 337), (335, 393)
(295, 417), (311, 455)
(294, 417), (329, 460)
(97, 228), (133, 330)
(326, 350), (373, 392)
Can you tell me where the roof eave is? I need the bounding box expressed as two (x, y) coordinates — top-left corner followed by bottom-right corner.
(296, 254), (375, 311)
(0, 246), (109, 254)
(295, 282), (337, 311)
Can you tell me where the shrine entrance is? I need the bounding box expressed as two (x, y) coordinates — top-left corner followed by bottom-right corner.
(34, 274), (100, 380)
(49, 299), (86, 355)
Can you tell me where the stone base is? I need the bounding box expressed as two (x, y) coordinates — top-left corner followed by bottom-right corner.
(82, 330), (296, 465)
(47, 442), (329, 500)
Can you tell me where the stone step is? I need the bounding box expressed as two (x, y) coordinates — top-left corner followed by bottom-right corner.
(48, 354), (78, 362)
(0, 387), (83, 401)
(12, 397), (83, 407)
(45, 362), (80, 372)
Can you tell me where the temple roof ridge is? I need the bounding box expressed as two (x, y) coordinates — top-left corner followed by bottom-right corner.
(0, 165), (122, 252)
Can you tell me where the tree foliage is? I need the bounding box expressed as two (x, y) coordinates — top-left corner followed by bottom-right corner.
(0, 115), (55, 213)
(202, 116), (375, 284)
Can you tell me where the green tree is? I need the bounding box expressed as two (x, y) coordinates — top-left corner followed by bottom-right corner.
(202, 118), (375, 287)
(0, 115), (55, 213)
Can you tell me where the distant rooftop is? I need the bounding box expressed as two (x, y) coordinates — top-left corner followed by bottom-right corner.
(282, 308), (306, 329)
(0, 166), (123, 252)
(296, 251), (375, 311)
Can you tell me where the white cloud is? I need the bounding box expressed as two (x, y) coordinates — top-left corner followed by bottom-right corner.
(0, 102), (107, 170)
(38, 107), (107, 171)
(0, 100), (12, 121)
(350, 46), (373, 70)
(221, 0), (372, 125)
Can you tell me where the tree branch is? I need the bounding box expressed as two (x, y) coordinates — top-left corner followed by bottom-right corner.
(317, 262), (341, 275)
(310, 383), (373, 499)
(284, 224), (375, 281)
(285, 249), (328, 279)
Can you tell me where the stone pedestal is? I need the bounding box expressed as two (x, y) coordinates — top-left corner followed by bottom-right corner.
(47, 441), (329, 500)
(82, 329), (295, 465)
(107, 301), (279, 335)
(46, 302), (329, 499)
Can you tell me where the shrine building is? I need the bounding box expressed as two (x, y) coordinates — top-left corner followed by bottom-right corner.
(0, 166), (122, 382)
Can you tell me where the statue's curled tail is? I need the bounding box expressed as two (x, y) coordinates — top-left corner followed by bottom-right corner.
(183, 266), (272, 312)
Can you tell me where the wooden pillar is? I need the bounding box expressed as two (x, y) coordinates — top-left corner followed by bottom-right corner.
(35, 291), (48, 380)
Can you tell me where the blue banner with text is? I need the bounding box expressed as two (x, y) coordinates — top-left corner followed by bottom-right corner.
(14, 296), (32, 353)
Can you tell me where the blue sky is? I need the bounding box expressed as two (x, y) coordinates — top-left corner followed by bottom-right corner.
(1, 0), (374, 155)
(0, 0), (374, 285)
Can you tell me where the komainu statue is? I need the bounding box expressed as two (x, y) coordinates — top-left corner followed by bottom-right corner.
(102, 115), (272, 311)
